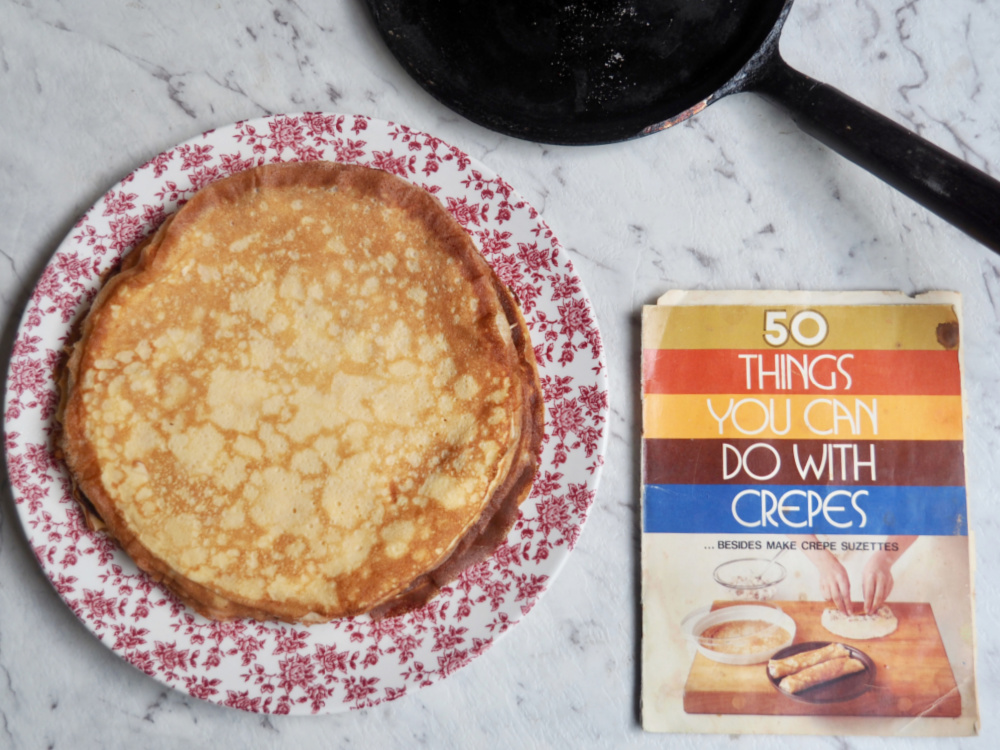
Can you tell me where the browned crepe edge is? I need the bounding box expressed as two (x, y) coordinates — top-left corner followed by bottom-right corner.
(367, 277), (545, 620)
(57, 161), (544, 623)
(54, 216), (175, 532)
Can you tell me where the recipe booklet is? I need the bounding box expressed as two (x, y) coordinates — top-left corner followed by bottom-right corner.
(640, 290), (978, 736)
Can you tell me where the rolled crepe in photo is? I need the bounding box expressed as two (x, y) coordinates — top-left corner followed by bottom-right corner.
(768, 642), (851, 679)
(778, 656), (866, 694)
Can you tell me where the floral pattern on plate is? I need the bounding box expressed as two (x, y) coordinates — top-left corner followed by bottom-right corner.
(3, 114), (608, 714)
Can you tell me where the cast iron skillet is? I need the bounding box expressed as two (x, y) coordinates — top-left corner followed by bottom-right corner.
(364, 0), (1000, 254)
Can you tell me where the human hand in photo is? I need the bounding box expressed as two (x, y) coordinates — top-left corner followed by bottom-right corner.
(792, 535), (852, 615)
(861, 552), (894, 614)
(862, 536), (918, 614)
(813, 552), (853, 616)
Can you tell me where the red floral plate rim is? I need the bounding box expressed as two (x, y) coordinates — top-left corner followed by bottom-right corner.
(3, 114), (608, 714)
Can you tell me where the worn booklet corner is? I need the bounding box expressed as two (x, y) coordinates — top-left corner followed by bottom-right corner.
(640, 290), (977, 736)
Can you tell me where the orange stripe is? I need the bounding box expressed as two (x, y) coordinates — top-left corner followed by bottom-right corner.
(643, 394), (964, 441)
(642, 349), (961, 396)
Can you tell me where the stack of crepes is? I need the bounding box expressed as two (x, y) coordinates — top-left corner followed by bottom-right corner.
(768, 643), (866, 694)
(56, 161), (544, 623)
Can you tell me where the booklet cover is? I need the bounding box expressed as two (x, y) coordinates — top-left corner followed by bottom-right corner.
(640, 291), (978, 736)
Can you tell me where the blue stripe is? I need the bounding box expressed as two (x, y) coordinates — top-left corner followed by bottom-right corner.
(643, 484), (968, 535)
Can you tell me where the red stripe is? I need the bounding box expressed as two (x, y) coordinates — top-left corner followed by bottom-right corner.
(642, 349), (961, 395)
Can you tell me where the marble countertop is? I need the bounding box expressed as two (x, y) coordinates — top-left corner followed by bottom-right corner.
(1, 1), (998, 747)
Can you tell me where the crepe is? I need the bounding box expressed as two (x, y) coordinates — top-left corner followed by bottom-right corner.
(768, 642), (850, 679)
(57, 161), (544, 623)
(821, 605), (898, 640)
(778, 656), (866, 694)
(697, 620), (790, 656)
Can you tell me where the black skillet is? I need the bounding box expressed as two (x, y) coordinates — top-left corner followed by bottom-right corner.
(364, 0), (1000, 254)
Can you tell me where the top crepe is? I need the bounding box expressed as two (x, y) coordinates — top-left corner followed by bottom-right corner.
(820, 605), (898, 640)
(57, 161), (544, 623)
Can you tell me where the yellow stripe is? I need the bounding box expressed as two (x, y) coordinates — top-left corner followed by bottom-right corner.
(643, 394), (964, 440)
(642, 304), (959, 351)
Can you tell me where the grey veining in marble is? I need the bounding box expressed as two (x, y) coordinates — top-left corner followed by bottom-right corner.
(2, 0), (999, 747)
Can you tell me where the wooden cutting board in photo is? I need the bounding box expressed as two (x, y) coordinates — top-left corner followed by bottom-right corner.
(683, 601), (961, 717)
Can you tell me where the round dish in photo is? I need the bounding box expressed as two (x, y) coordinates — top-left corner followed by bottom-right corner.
(713, 557), (787, 601)
(681, 604), (796, 666)
(767, 641), (876, 704)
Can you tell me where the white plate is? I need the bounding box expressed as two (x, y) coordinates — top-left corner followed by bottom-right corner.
(3, 114), (608, 714)
(682, 604), (796, 665)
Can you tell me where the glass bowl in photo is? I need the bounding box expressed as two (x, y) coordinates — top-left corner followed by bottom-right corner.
(713, 557), (787, 601)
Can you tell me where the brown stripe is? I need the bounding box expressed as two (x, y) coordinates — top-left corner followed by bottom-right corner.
(643, 438), (966, 487)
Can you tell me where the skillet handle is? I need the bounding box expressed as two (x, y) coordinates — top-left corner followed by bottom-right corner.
(749, 55), (1000, 255)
